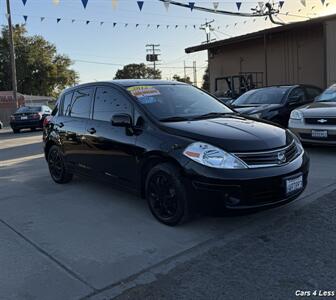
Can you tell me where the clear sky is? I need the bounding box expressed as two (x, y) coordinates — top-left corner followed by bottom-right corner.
(1, 0), (335, 85)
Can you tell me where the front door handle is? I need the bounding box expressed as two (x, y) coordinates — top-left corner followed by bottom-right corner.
(87, 128), (96, 134)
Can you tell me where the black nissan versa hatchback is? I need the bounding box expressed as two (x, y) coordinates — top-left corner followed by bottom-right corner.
(44, 80), (309, 226)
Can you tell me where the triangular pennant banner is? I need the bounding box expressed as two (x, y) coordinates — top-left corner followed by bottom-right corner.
(189, 2), (195, 11)
(326, 2), (330, 7)
(175, 25), (178, 28)
(112, 0), (118, 9)
(300, 0), (306, 7)
(258, 1), (264, 9)
(213, 2), (219, 10)
(321, 0), (325, 5)
(22, 0), (28, 5)
(125, 23), (128, 27)
(147, 24), (150, 27)
(137, 1), (144, 11)
(279, 1), (284, 8)
(23, 15), (28, 22)
(166, 25), (169, 29)
(57, 18), (61, 23)
(81, 0), (88, 9)
(193, 25), (196, 29)
(163, 0), (170, 11)
(236, 2), (242, 11)
(185, 25), (188, 29)
(40, 17), (45, 22)
(86, 20), (90, 25)
(136, 24), (139, 27)
(52, 0), (60, 5)
(113, 22), (117, 27)
(72, 19), (75, 23)
(100, 21), (104, 26)
(157, 25), (160, 29)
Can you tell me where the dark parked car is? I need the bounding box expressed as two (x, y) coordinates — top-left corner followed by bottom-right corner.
(44, 80), (309, 225)
(10, 105), (52, 133)
(231, 85), (322, 127)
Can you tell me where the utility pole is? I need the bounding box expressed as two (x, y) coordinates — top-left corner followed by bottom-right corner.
(146, 44), (160, 77)
(193, 61), (197, 86)
(199, 19), (215, 44)
(6, 0), (18, 108)
(183, 61), (197, 86)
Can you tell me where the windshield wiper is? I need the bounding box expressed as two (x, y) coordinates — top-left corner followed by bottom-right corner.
(159, 116), (191, 122)
(190, 112), (234, 120)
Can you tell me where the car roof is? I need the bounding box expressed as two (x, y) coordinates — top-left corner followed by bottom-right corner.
(61, 79), (186, 95)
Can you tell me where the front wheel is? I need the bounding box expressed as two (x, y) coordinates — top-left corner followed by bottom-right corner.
(48, 145), (73, 184)
(145, 163), (191, 226)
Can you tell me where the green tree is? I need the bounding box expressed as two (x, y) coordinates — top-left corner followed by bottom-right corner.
(0, 25), (78, 97)
(202, 67), (209, 91)
(172, 74), (192, 84)
(114, 63), (161, 79)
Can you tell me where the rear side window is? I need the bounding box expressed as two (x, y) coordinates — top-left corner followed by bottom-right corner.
(93, 87), (132, 122)
(62, 92), (74, 116)
(305, 87), (321, 100)
(70, 88), (94, 119)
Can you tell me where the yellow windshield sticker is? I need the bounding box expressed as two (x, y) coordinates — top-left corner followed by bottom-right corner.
(127, 86), (160, 98)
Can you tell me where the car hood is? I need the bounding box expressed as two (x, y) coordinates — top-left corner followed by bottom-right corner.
(298, 101), (336, 117)
(233, 104), (281, 115)
(161, 115), (291, 152)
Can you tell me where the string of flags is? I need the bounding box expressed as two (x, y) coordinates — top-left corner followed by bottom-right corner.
(19, 0), (334, 15)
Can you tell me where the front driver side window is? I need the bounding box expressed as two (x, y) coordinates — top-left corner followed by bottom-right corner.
(93, 87), (132, 122)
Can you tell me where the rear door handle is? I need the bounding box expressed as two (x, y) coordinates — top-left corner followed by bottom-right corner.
(87, 128), (96, 134)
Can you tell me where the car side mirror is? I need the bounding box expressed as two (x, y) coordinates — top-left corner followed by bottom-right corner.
(111, 113), (132, 128)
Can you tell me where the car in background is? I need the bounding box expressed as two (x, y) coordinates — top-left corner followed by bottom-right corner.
(10, 105), (52, 133)
(44, 80), (309, 226)
(289, 84), (336, 145)
(231, 85), (322, 127)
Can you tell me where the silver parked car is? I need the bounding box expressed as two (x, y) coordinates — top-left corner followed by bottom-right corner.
(289, 84), (336, 145)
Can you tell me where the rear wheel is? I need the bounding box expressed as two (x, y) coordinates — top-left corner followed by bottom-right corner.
(48, 145), (73, 184)
(145, 163), (191, 226)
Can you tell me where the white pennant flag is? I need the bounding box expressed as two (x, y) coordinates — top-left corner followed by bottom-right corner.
(258, 1), (264, 10)
(112, 0), (118, 10)
(52, 0), (60, 5)
(213, 2), (219, 11)
(163, 0), (170, 11)
(300, 0), (306, 7)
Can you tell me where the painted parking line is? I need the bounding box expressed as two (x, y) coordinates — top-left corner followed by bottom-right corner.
(0, 154), (45, 167)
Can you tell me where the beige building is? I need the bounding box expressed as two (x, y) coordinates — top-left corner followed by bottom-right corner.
(186, 14), (336, 94)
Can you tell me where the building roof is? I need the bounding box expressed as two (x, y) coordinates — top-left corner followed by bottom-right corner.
(185, 13), (336, 54)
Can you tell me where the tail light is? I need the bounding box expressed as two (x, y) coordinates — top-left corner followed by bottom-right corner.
(43, 116), (52, 127)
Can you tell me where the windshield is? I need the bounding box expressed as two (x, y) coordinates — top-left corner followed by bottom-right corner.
(233, 87), (288, 105)
(317, 84), (336, 102)
(126, 84), (233, 121)
(16, 106), (42, 113)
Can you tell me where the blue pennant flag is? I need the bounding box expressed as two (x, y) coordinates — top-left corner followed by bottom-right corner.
(113, 22), (117, 27)
(100, 22), (104, 26)
(57, 18), (61, 23)
(81, 0), (89, 9)
(22, 0), (28, 5)
(136, 24), (139, 27)
(137, 1), (144, 11)
(279, 1), (284, 8)
(175, 25), (178, 28)
(189, 2), (195, 11)
(23, 15), (28, 22)
(86, 20), (90, 25)
(236, 2), (242, 10)
(40, 17), (45, 22)
(157, 24), (160, 29)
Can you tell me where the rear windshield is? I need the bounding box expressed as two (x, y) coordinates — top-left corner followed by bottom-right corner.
(234, 87), (288, 105)
(126, 84), (232, 120)
(16, 106), (42, 113)
(317, 84), (336, 102)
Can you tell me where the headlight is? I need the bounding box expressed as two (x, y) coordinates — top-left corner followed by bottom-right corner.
(288, 130), (304, 154)
(250, 112), (262, 118)
(183, 142), (247, 169)
(290, 110), (303, 120)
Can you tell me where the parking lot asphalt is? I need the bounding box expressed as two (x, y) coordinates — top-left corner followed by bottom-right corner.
(0, 129), (336, 300)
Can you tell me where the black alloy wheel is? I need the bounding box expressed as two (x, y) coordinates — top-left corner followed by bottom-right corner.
(146, 163), (191, 226)
(48, 145), (73, 184)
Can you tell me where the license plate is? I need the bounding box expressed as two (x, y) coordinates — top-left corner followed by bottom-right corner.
(21, 116), (28, 120)
(312, 130), (328, 138)
(286, 175), (303, 194)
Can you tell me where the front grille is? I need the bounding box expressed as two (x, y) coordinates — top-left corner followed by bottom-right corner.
(305, 118), (336, 125)
(234, 141), (299, 168)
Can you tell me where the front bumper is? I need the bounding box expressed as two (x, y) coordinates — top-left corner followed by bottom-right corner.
(289, 120), (336, 145)
(183, 152), (309, 210)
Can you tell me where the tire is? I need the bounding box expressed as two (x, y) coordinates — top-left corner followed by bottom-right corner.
(47, 145), (73, 184)
(13, 129), (20, 134)
(145, 162), (191, 226)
